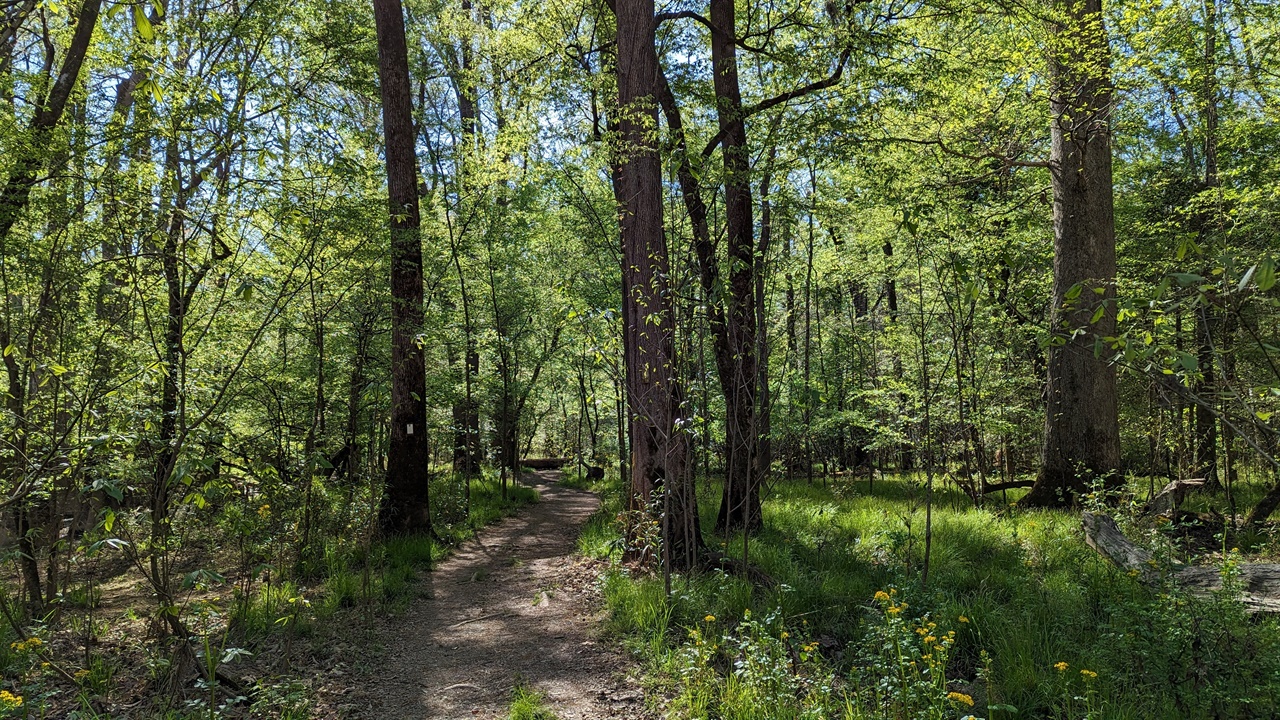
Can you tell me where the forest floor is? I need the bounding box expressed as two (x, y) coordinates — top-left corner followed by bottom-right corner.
(346, 470), (650, 720)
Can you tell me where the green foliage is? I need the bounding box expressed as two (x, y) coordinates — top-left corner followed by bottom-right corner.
(599, 476), (1280, 719)
(508, 684), (560, 720)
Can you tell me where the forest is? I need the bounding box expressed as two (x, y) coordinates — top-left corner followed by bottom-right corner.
(1, 0), (1279, 715)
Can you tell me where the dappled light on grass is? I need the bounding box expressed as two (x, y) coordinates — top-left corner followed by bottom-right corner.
(594, 473), (1280, 719)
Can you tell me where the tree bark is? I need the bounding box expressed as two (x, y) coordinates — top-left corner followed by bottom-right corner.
(709, 0), (761, 533)
(1022, 0), (1121, 506)
(373, 0), (431, 534)
(613, 0), (703, 568)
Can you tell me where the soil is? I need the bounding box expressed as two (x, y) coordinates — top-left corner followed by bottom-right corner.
(348, 470), (651, 720)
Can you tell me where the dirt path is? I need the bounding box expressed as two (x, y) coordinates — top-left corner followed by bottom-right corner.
(352, 471), (649, 720)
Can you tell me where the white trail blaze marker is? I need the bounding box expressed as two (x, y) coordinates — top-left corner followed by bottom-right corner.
(406, 424), (414, 435)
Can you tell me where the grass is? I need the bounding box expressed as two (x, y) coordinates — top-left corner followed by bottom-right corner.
(591, 471), (1280, 719)
(233, 469), (540, 634)
(508, 683), (560, 720)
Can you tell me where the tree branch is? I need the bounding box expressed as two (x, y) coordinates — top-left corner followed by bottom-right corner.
(700, 48), (851, 158)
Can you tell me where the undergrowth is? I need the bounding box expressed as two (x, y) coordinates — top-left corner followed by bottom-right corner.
(588, 473), (1280, 719)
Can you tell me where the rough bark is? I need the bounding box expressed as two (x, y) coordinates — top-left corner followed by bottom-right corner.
(1023, 0), (1121, 506)
(613, 0), (703, 568)
(374, 0), (431, 535)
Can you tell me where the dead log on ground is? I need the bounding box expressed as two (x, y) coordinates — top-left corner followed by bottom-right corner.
(1082, 511), (1280, 613)
(522, 457), (569, 470)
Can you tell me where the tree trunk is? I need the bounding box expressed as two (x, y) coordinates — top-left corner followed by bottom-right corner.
(613, 0), (703, 569)
(0, 0), (101, 246)
(373, 0), (431, 535)
(1023, 0), (1121, 506)
(1193, 0), (1222, 492)
(709, 0), (761, 533)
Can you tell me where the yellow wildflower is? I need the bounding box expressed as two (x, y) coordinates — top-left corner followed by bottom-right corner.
(0, 690), (21, 708)
(74, 669), (90, 680)
(874, 590), (891, 602)
(258, 503), (271, 518)
(958, 615), (969, 623)
(1054, 661), (1069, 672)
(886, 605), (902, 616)
(780, 631), (789, 639)
(1081, 669), (1098, 679)
(703, 615), (715, 622)
(924, 635), (936, 644)
(947, 691), (975, 707)
(9, 637), (41, 652)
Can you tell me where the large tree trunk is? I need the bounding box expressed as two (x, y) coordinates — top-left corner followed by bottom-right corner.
(613, 0), (703, 569)
(1023, 0), (1121, 506)
(373, 0), (431, 535)
(709, 0), (761, 533)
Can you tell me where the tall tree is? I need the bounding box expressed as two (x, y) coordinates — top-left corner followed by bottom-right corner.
(1023, 0), (1121, 505)
(373, 0), (431, 534)
(706, 0), (761, 532)
(614, 0), (703, 569)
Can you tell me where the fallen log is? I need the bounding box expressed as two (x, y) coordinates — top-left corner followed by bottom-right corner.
(979, 478), (1036, 493)
(1082, 511), (1280, 613)
(522, 457), (569, 470)
(1143, 478), (1205, 516)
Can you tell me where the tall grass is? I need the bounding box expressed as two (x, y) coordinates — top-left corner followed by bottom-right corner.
(231, 468), (539, 634)
(594, 473), (1280, 719)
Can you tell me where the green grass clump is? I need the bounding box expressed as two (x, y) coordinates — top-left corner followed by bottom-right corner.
(508, 684), (559, 720)
(595, 473), (1280, 719)
(233, 468), (539, 634)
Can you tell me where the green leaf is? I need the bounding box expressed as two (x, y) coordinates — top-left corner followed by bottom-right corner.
(1258, 257), (1276, 292)
(139, 78), (163, 104)
(133, 5), (154, 41)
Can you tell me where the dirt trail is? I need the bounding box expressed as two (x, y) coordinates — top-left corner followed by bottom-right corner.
(353, 471), (649, 720)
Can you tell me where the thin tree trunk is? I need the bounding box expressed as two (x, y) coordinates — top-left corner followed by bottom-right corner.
(709, 0), (760, 533)
(373, 0), (431, 534)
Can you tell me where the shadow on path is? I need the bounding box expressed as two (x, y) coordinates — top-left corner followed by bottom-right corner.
(354, 471), (647, 720)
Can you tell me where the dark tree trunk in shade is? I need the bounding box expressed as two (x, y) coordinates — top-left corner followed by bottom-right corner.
(613, 0), (703, 569)
(1193, 0), (1221, 491)
(450, 0), (481, 478)
(373, 0), (431, 534)
(1023, 0), (1121, 506)
(709, 0), (761, 533)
